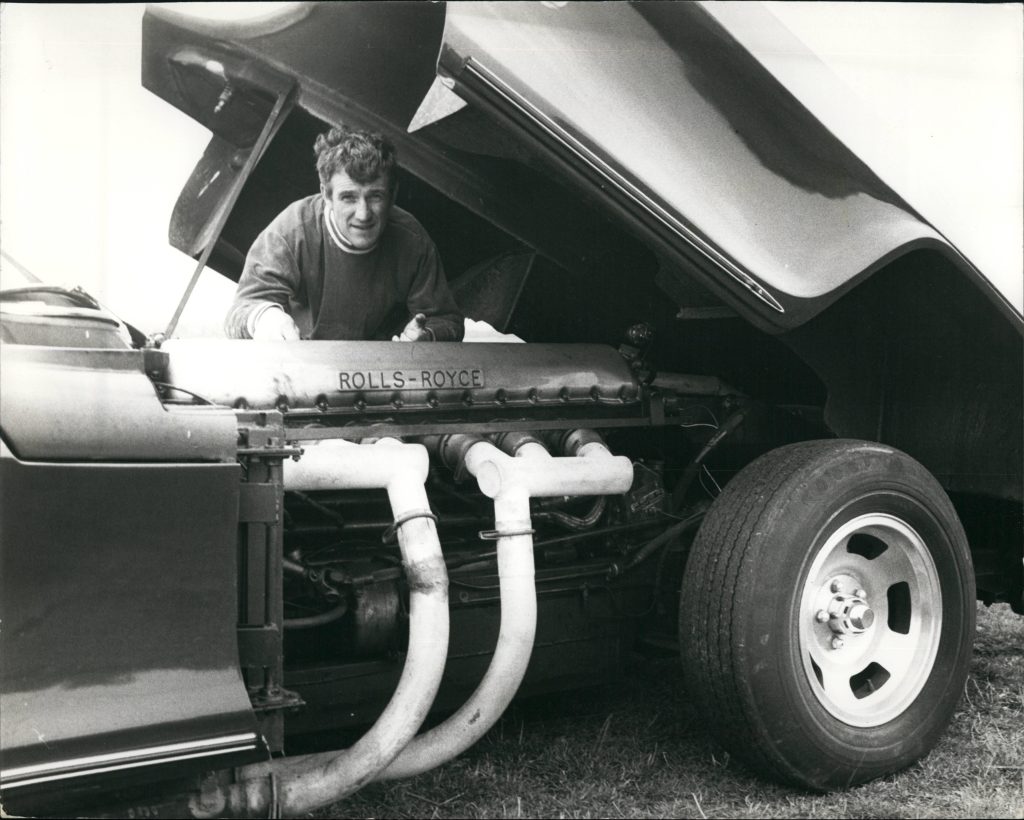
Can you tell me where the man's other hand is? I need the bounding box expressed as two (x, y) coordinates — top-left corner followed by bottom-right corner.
(392, 313), (431, 342)
(253, 308), (301, 340)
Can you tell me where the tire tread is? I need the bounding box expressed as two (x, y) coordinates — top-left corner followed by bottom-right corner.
(681, 440), (828, 784)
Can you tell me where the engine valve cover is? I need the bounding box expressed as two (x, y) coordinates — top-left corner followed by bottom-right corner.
(159, 340), (640, 415)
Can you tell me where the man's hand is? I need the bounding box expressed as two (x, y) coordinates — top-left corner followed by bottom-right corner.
(253, 307), (301, 340)
(392, 313), (432, 342)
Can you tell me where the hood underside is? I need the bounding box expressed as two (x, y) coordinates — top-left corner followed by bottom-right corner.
(142, 1), (1006, 332)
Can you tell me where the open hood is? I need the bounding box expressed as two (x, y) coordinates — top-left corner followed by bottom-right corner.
(142, 1), (1011, 331)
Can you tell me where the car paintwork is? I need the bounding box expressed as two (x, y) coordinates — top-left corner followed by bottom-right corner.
(0, 338), (263, 797)
(0, 442), (262, 793)
(0, 346), (238, 462)
(142, 1), (1017, 331)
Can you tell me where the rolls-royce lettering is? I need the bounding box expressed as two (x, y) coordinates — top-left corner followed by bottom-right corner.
(338, 368), (485, 391)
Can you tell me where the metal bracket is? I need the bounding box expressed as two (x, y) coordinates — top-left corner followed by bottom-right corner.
(248, 686), (305, 714)
(239, 483), (280, 523)
(382, 509), (439, 544)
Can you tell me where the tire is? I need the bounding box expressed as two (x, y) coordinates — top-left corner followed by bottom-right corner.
(679, 439), (975, 790)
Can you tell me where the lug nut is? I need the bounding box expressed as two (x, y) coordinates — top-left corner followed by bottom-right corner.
(830, 580), (844, 593)
(815, 610), (830, 623)
(855, 588), (867, 599)
(831, 637), (845, 650)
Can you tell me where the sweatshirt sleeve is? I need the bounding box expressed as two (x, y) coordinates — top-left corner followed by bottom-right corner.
(224, 223), (304, 339)
(405, 238), (465, 342)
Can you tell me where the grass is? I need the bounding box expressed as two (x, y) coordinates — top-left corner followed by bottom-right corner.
(316, 602), (1023, 819)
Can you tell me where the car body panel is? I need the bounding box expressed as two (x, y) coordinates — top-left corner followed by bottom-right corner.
(0, 346), (238, 462)
(142, 1), (1018, 332)
(438, 2), (940, 302)
(0, 440), (262, 794)
(0, 333), (262, 797)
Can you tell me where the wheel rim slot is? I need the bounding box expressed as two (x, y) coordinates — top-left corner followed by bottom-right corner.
(846, 532), (888, 560)
(850, 662), (892, 700)
(887, 581), (912, 634)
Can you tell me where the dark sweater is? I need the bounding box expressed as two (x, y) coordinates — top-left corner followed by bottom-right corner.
(225, 195), (463, 341)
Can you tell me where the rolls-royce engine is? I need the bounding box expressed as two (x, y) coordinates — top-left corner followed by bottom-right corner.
(151, 338), (741, 777)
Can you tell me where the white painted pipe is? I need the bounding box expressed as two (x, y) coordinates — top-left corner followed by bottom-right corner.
(376, 436), (632, 781)
(514, 440), (553, 460)
(577, 440), (616, 460)
(283, 437), (429, 492)
(257, 438), (449, 815)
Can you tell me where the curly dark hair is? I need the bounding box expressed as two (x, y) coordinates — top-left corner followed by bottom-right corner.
(314, 127), (397, 192)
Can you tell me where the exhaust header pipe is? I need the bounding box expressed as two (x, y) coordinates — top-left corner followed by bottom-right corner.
(375, 431), (632, 781)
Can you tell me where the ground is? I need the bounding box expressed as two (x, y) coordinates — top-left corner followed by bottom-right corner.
(324, 602), (1023, 819)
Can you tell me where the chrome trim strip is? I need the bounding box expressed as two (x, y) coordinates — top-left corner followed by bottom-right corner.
(460, 60), (786, 314)
(1, 732), (259, 789)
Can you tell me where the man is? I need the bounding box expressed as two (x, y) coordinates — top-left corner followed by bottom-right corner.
(225, 127), (464, 342)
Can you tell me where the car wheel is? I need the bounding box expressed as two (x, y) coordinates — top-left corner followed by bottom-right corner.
(679, 439), (975, 790)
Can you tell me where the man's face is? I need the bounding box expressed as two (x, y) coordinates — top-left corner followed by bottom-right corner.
(323, 170), (392, 250)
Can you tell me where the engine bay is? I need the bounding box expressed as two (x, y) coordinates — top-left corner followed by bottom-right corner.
(150, 335), (769, 752)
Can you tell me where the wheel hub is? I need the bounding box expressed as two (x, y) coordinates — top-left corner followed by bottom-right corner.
(827, 591), (875, 635)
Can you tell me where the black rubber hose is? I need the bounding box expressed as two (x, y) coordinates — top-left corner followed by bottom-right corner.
(283, 601), (349, 630)
(669, 405), (749, 512)
(534, 496), (607, 531)
(606, 509), (706, 579)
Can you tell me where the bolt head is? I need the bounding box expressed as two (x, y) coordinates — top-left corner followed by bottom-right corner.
(815, 609), (830, 623)
(830, 580), (844, 594)
(831, 637), (845, 650)
(854, 588), (867, 600)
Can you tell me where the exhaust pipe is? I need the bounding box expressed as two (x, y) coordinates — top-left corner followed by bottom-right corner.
(142, 438), (450, 818)
(375, 431), (632, 781)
